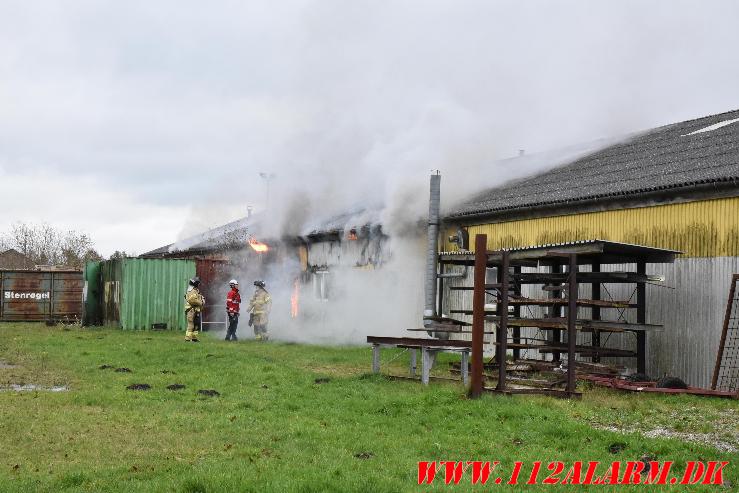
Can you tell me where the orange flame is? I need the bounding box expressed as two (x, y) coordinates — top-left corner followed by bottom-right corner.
(248, 237), (269, 253)
(290, 279), (299, 318)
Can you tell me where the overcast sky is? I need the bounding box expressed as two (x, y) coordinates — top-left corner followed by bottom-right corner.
(1, 0), (738, 256)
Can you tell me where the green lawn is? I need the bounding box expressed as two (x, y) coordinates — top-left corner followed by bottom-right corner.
(0, 323), (736, 492)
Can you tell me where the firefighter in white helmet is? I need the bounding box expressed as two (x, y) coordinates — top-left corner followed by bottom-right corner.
(248, 280), (272, 340)
(225, 279), (241, 341)
(184, 277), (205, 342)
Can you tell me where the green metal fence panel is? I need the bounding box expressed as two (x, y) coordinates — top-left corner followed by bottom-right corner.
(119, 258), (195, 330)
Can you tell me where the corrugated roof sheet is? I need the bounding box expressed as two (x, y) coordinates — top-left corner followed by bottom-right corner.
(449, 109), (739, 218)
(439, 238), (681, 255)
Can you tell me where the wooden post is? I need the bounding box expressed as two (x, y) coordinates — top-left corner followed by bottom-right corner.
(470, 234), (487, 398)
(496, 251), (510, 392)
(567, 254), (578, 394)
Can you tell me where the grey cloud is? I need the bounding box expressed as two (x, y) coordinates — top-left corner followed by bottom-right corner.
(0, 0), (738, 237)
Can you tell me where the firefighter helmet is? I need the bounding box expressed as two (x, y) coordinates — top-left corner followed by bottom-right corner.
(254, 280), (265, 288)
(189, 277), (201, 287)
(229, 279), (238, 286)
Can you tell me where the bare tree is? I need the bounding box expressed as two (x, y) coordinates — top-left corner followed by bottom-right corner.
(1, 222), (102, 269)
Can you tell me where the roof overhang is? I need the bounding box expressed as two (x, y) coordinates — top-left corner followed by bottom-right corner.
(439, 239), (680, 266)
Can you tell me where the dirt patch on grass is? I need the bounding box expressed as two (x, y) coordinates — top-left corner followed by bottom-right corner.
(166, 384), (186, 390)
(115, 368), (132, 373)
(197, 389), (220, 397)
(314, 377), (331, 384)
(595, 423), (739, 453)
(126, 383), (151, 391)
(0, 360), (19, 369)
(99, 364), (114, 370)
(353, 451), (374, 459)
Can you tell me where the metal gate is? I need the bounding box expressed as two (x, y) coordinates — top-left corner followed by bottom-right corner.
(0, 270), (84, 322)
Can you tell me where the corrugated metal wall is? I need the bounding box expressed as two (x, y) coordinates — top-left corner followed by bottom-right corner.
(643, 258), (739, 387)
(120, 259), (195, 330)
(463, 196), (739, 258)
(99, 258), (195, 330)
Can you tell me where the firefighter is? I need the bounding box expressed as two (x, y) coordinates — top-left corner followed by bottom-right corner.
(248, 280), (272, 341)
(184, 277), (205, 342)
(225, 279), (241, 341)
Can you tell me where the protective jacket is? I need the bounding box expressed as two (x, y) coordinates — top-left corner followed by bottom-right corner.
(185, 286), (205, 313)
(226, 287), (241, 313)
(248, 287), (272, 325)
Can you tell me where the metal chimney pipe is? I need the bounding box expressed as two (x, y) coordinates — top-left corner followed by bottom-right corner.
(424, 171), (441, 323)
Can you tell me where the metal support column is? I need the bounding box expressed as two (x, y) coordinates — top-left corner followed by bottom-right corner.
(591, 262), (601, 363)
(497, 251), (510, 392)
(461, 351), (469, 386)
(437, 261), (445, 318)
(470, 234), (487, 398)
(567, 254), (578, 394)
(372, 345), (380, 373)
(512, 265), (522, 360)
(409, 349), (417, 377)
(421, 347), (436, 385)
(636, 261), (647, 374)
(550, 263), (563, 362)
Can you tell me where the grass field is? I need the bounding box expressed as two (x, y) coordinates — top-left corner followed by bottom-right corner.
(0, 323), (736, 492)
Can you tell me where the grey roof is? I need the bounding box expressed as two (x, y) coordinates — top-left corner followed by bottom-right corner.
(141, 215), (263, 256)
(450, 109), (739, 218)
(141, 205), (386, 257)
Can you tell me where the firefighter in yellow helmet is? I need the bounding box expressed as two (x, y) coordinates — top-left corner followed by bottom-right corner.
(248, 280), (272, 341)
(184, 277), (205, 342)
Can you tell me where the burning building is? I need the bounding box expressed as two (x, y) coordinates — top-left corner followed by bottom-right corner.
(140, 206), (421, 342)
(140, 214), (283, 331)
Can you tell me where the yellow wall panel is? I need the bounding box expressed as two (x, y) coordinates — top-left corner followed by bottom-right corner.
(462, 197), (739, 258)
